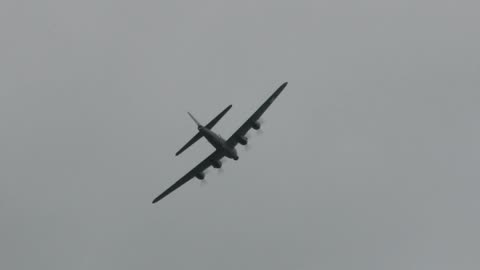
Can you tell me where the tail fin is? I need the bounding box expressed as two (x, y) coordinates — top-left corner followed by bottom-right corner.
(187, 112), (201, 126)
(175, 105), (232, 156)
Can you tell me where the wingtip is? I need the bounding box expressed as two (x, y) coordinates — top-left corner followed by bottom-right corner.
(275, 82), (288, 93)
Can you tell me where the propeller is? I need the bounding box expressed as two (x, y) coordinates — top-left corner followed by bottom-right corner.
(216, 158), (225, 174)
(242, 117), (265, 151)
(200, 158), (226, 186)
(199, 169), (210, 186)
(243, 133), (253, 151)
(256, 118), (265, 135)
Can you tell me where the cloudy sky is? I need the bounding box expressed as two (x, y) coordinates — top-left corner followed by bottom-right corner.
(1, 1), (479, 269)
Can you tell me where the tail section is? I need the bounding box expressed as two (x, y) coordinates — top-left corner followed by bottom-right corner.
(175, 104), (232, 156)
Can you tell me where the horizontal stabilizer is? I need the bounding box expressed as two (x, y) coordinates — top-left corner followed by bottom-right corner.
(206, 104), (232, 129)
(175, 131), (203, 156)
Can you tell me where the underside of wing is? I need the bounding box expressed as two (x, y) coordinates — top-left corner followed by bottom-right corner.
(152, 150), (224, 203)
(227, 82), (287, 147)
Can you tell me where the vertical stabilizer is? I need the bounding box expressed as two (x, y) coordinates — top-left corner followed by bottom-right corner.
(187, 112), (201, 127)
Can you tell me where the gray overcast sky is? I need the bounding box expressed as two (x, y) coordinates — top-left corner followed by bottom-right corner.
(1, 1), (479, 269)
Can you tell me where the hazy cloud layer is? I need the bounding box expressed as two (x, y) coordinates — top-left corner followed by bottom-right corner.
(1, 1), (479, 269)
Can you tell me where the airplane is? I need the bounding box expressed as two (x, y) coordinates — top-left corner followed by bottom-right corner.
(152, 82), (288, 203)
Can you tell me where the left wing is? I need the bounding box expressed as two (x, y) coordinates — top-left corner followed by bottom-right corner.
(227, 82), (287, 147)
(152, 150), (224, 203)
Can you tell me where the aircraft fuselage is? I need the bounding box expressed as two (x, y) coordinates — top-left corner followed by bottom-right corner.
(198, 126), (238, 160)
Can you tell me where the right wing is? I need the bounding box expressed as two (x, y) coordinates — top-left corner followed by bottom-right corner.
(227, 82), (287, 147)
(152, 150), (224, 203)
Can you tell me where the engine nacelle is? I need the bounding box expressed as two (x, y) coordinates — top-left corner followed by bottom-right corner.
(238, 136), (248, 145)
(252, 121), (261, 130)
(195, 172), (205, 180)
(212, 160), (222, 169)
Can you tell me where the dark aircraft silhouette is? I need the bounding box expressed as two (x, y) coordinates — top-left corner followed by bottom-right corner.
(152, 82), (288, 203)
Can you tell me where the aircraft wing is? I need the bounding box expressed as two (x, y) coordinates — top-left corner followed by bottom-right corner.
(152, 150), (224, 203)
(227, 82), (287, 147)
